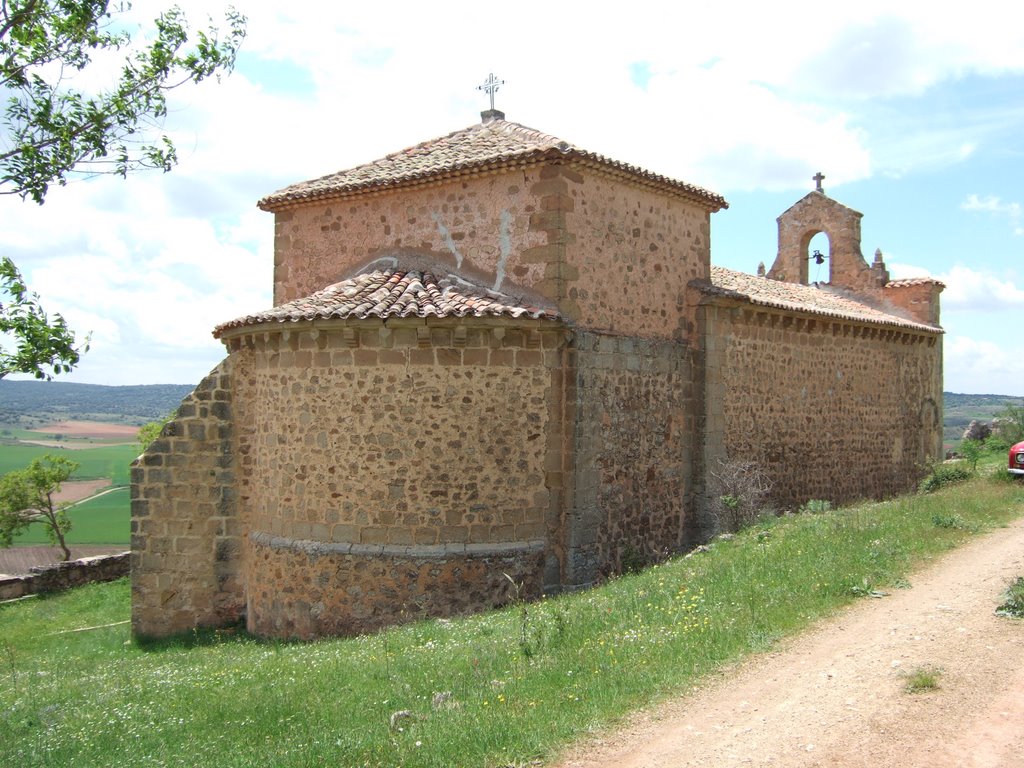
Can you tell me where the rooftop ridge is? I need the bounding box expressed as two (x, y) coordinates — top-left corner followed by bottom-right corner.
(885, 276), (946, 288)
(701, 265), (941, 333)
(258, 118), (727, 212)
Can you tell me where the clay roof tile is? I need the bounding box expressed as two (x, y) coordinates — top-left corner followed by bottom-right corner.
(213, 268), (561, 337)
(885, 277), (946, 289)
(699, 266), (941, 333)
(258, 118), (727, 212)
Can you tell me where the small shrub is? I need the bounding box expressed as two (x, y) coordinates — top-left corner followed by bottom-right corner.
(619, 544), (647, 575)
(931, 513), (974, 531)
(137, 413), (174, 454)
(903, 666), (942, 693)
(799, 499), (832, 515)
(959, 439), (982, 472)
(919, 462), (973, 493)
(984, 434), (1011, 453)
(995, 576), (1024, 619)
(708, 458), (773, 533)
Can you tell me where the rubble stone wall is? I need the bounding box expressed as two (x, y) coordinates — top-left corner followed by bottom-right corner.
(270, 163), (713, 343)
(224, 318), (568, 638)
(564, 169), (711, 340)
(564, 332), (696, 586)
(271, 170), (551, 305)
(702, 303), (943, 507)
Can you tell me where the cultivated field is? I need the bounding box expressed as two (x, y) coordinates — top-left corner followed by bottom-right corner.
(14, 420), (138, 448)
(0, 420), (136, 560)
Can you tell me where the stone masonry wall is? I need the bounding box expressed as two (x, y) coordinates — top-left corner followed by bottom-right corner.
(769, 192), (869, 288)
(272, 170), (550, 305)
(223, 318), (568, 638)
(702, 303), (942, 507)
(1, 553), (129, 600)
(563, 332), (695, 586)
(884, 282), (943, 327)
(564, 170), (711, 340)
(271, 163), (712, 342)
(131, 361), (241, 638)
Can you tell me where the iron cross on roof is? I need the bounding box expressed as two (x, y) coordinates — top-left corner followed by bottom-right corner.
(477, 73), (504, 111)
(813, 171), (825, 193)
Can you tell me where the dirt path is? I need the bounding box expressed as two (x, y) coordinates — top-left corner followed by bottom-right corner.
(556, 518), (1024, 768)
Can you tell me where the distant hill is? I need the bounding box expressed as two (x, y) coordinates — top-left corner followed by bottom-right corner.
(0, 382), (1019, 435)
(0, 380), (195, 426)
(943, 392), (1024, 445)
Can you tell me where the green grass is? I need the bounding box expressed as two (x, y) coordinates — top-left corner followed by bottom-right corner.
(12, 488), (130, 546)
(903, 666), (942, 693)
(1, 472), (1021, 768)
(995, 576), (1024, 618)
(0, 443), (137, 484)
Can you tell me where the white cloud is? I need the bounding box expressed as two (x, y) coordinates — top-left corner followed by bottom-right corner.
(887, 262), (933, 280)
(944, 335), (1024, 396)
(962, 194), (1023, 235)
(888, 263), (1024, 311)
(4, 1), (1024, 386)
(935, 265), (1023, 310)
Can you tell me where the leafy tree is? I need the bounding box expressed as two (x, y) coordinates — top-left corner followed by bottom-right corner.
(994, 405), (1024, 446)
(136, 411), (172, 453)
(0, 453), (80, 560)
(1, 1), (247, 202)
(0, 1), (246, 377)
(1, 255), (86, 379)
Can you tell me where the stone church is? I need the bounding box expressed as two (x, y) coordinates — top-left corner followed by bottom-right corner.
(131, 109), (943, 640)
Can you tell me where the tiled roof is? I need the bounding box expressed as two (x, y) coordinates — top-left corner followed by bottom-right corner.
(885, 277), (945, 288)
(213, 269), (561, 337)
(699, 266), (941, 332)
(258, 118), (727, 212)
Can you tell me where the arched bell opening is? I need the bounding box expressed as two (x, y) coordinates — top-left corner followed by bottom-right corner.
(806, 231), (832, 284)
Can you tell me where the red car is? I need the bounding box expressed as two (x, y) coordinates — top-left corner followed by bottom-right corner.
(1010, 441), (1024, 476)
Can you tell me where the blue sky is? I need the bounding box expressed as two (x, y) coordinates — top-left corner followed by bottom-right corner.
(1, 0), (1022, 395)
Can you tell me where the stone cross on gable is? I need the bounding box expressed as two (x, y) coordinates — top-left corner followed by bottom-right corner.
(813, 171), (825, 193)
(477, 73), (504, 111)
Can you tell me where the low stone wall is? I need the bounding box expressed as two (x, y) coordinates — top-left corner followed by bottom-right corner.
(0, 552), (130, 601)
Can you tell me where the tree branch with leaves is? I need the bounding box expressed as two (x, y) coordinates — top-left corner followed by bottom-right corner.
(1, 0), (247, 202)
(0, 0), (246, 378)
(0, 255), (86, 378)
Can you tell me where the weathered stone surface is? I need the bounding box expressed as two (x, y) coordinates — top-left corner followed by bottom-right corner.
(246, 534), (544, 638)
(565, 332), (695, 586)
(2, 553), (129, 600)
(131, 136), (943, 642)
(700, 303), (942, 508)
(131, 360), (241, 638)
